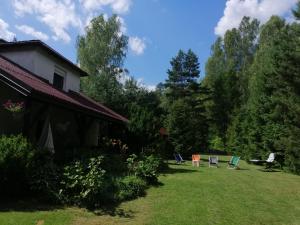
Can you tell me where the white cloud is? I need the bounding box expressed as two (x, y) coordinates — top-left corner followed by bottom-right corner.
(116, 16), (127, 34)
(0, 18), (15, 41)
(15, 24), (49, 41)
(118, 74), (156, 91)
(13, 0), (81, 43)
(144, 84), (156, 91)
(129, 36), (146, 55)
(215, 0), (297, 36)
(80, 0), (132, 14)
(136, 77), (156, 91)
(117, 72), (130, 84)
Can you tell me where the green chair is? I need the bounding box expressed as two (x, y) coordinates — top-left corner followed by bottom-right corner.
(227, 156), (240, 169)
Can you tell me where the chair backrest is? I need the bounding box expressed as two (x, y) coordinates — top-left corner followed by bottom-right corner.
(174, 153), (180, 162)
(209, 156), (218, 164)
(174, 153), (184, 162)
(232, 156), (240, 166)
(178, 153), (184, 161)
(266, 153), (275, 163)
(192, 154), (200, 161)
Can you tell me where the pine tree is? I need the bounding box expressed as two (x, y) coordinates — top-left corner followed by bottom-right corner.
(164, 49), (209, 153)
(165, 49), (200, 101)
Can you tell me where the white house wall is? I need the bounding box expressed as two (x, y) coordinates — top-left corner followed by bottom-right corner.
(0, 50), (35, 73)
(0, 48), (81, 92)
(33, 49), (81, 92)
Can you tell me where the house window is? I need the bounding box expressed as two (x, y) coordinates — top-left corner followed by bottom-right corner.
(53, 73), (64, 90)
(53, 66), (66, 90)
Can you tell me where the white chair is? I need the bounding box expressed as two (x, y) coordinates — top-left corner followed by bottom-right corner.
(209, 156), (218, 168)
(250, 153), (276, 169)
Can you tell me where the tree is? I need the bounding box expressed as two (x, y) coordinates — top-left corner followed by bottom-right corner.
(165, 49), (200, 101)
(164, 50), (209, 154)
(203, 17), (259, 148)
(77, 14), (128, 109)
(77, 14), (128, 76)
(293, 1), (300, 20)
(203, 37), (228, 145)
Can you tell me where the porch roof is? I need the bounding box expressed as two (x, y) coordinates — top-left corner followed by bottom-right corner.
(0, 55), (128, 123)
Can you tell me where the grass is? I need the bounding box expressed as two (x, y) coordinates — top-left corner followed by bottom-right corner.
(1, 155), (300, 225)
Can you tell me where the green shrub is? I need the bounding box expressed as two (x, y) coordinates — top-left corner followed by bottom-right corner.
(117, 175), (146, 201)
(28, 150), (61, 202)
(0, 135), (33, 196)
(101, 153), (127, 176)
(59, 156), (107, 208)
(127, 154), (161, 184)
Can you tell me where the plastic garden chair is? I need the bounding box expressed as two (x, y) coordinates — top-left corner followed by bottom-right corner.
(209, 156), (218, 168)
(250, 153), (275, 170)
(174, 153), (185, 164)
(192, 154), (200, 167)
(227, 156), (240, 169)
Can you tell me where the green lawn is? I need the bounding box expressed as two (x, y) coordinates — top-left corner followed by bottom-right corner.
(1, 155), (300, 225)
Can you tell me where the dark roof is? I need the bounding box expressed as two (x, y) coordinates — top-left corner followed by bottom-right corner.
(0, 40), (88, 77)
(0, 54), (128, 123)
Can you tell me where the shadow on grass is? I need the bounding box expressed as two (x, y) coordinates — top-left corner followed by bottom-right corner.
(167, 162), (189, 166)
(93, 203), (134, 218)
(258, 168), (281, 173)
(236, 168), (250, 171)
(201, 158), (229, 163)
(162, 166), (200, 175)
(0, 198), (64, 212)
(0, 197), (137, 219)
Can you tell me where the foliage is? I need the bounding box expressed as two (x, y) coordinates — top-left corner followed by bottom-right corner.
(59, 156), (107, 208)
(209, 136), (225, 151)
(163, 49), (209, 154)
(27, 150), (61, 202)
(293, 1), (300, 20)
(165, 49), (200, 102)
(77, 14), (127, 110)
(203, 13), (300, 174)
(203, 17), (259, 146)
(77, 14), (163, 152)
(0, 135), (33, 196)
(2, 100), (25, 113)
(127, 154), (161, 184)
(101, 137), (129, 154)
(117, 175), (147, 201)
(77, 14), (128, 77)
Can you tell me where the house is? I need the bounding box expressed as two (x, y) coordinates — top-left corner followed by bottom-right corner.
(0, 39), (128, 152)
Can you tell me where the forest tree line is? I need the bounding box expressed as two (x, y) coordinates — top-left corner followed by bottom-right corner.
(77, 3), (300, 174)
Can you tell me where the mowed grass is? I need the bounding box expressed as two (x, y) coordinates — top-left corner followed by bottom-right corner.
(1, 155), (300, 225)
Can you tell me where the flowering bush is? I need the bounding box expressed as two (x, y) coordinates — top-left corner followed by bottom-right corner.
(3, 100), (24, 113)
(102, 137), (128, 154)
(59, 156), (107, 208)
(127, 154), (161, 184)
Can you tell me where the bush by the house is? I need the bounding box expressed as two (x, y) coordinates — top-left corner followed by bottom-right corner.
(0, 135), (33, 196)
(59, 156), (107, 208)
(0, 134), (163, 207)
(117, 175), (146, 201)
(28, 149), (61, 202)
(127, 154), (161, 184)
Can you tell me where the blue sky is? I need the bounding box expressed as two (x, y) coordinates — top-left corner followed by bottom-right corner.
(0, 0), (297, 89)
